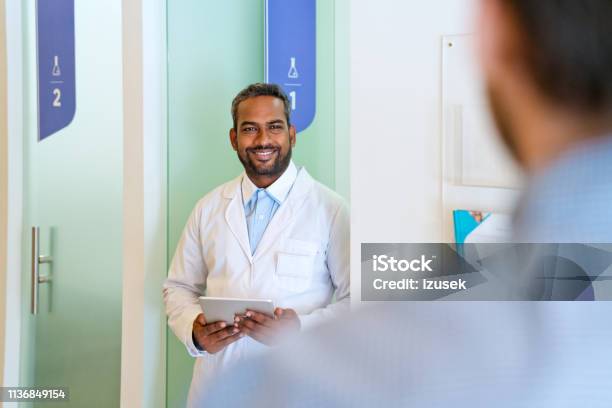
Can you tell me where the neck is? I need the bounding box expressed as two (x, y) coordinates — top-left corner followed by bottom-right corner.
(515, 108), (612, 174)
(246, 173), (282, 189)
(498, 75), (612, 173)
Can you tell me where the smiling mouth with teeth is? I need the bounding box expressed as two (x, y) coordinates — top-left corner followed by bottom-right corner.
(250, 149), (278, 160)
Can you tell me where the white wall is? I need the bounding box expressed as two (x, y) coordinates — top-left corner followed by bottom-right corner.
(350, 0), (477, 300)
(121, 0), (167, 407)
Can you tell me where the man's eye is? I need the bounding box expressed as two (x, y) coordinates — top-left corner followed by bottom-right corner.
(242, 127), (257, 132)
(269, 124), (283, 131)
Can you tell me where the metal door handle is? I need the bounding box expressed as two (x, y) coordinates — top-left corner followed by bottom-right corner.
(31, 227), (52, 315)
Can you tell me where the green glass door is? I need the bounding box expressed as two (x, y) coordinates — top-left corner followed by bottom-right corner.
(19, 1), (123, 406)
(166, 0), (349, 406)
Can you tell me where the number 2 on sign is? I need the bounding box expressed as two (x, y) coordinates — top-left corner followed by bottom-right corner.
(52, 88), (62, 107)
(289, 91), (296, 111)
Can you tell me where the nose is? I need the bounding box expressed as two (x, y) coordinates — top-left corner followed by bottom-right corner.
(253, 126), (273, 145)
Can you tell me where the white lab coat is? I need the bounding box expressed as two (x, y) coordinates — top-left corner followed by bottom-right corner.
(163, 165), (350, 406)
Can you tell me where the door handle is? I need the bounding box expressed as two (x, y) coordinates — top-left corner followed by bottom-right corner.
(31, 226), (52, 315)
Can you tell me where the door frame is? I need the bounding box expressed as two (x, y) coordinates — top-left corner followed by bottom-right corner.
(121, 0), (168, 407)
(1, 0), (169, 406)
(0, 0), (5, 388)
(1, 0), (25, 390)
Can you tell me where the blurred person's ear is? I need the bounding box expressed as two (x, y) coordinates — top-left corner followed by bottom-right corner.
(477, 0), (529, 86)
(476, 0), (545, 170)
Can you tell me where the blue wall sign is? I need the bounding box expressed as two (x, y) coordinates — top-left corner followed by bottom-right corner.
(37, 0), (76, 141)
(265, 0), (316, 133)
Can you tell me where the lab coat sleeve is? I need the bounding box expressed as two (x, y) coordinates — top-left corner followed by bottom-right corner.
(163, 204), (208, 357)
(299, 201), (350, 330)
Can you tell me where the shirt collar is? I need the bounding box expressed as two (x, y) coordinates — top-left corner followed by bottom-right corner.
(241, 160), (298, 205)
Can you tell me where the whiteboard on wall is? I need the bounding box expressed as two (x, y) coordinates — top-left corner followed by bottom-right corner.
(442, 34), (522, 188)
(441, 34), (523, 241)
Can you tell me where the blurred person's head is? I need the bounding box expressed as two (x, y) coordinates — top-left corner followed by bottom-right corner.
(229, 83), (296, 188)
(477, 0), (612, 173)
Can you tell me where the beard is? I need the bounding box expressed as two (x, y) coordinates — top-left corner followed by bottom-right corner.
(238, 143), (292, 178)
(487, 83), (521, 164)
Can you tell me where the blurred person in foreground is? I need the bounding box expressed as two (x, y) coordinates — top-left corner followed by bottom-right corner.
(202, 1), (612, 406)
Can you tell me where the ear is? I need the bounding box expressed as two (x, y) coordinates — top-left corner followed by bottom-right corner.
(229, 128), (238, 151)
(476, 0), (525, 78)
(289, 125), (297, 148)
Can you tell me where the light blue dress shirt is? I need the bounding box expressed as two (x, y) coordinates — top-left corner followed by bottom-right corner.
(242, 161), (298, 254)
(513, 135), (612, 242)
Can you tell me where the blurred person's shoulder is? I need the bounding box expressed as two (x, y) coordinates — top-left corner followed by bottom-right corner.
(203, 302), (612, 407)
(201, 302), (551, 407)
(514, 135), (612, 243)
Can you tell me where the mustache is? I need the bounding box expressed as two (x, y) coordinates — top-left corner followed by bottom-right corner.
(246, 145), (280, 153)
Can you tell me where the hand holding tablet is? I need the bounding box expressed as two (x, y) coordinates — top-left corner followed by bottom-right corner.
(234, 307), (301, 346)
(198, 296), (275, 325)
(192, 297), (277, 353)
(191, 313), (242, 354)
(196, 296), (301, 348)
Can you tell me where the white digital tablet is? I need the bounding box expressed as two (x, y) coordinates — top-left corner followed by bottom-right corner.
(198, 296), (275, 325)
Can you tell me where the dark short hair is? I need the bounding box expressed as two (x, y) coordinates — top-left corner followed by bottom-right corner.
(231, 83), (291, 129)
(508, 1), (612, 113)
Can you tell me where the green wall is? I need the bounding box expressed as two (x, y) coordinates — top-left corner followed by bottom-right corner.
(166, 1), (349, 406)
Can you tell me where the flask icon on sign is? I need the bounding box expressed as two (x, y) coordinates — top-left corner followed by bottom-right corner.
(52, 55), (61, 77)
(287, 57), (299, 79)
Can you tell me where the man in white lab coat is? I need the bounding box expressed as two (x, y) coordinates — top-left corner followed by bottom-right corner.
(163, 83), (350, 406)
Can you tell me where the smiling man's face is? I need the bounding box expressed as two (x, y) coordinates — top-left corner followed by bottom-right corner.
(230, 95), (296, 187)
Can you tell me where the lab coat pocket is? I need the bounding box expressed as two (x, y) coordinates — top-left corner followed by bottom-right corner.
(275, 251), (315, 293)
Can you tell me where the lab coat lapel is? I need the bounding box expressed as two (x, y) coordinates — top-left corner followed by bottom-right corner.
(253, 168), (314, 262)
(223, 175), (253, 263)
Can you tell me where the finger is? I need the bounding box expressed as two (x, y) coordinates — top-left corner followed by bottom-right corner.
(196, 313), (206, 326)
(233, 314), (244, 327)
(280, 308), (298, 320)
(234, 315), (248, 330)
(279, 309), (301, 330)
(201, 321), (229, 336)
(210, 326), (240, 343)
(274, 308), (284, 318)
(215, 330), (245, 349)
(246, 310), (274, 327)
(239, 324), (268, 344)
(240, 317), (275, 337)
(239, 318), (256, 331)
